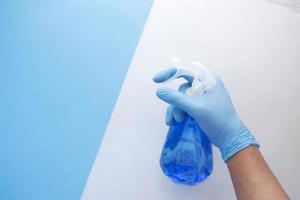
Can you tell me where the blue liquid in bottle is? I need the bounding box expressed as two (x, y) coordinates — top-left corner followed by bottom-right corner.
(160, 115), (213, 185)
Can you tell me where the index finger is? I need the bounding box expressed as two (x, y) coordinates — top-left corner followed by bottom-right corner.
(153, 67), (193, 83)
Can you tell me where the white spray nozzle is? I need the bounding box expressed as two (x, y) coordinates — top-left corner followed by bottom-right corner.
(163, 57), (216, 96)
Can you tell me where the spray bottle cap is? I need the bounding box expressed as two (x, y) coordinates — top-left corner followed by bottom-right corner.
(163, 57), (216, 96)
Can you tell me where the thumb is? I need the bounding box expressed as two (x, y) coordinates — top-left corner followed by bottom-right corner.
(156, 88), (192, 112)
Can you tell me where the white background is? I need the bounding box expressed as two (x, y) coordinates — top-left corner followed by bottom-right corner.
(82, 0), (300, 199)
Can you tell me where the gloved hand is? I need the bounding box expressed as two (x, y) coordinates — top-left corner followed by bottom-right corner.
(153, 67), (259, 161)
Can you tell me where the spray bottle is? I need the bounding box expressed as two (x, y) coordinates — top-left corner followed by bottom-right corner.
(159, 58), (216, 185)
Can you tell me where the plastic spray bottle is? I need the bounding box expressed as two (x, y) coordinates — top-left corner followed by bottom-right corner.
(159, 58), (216, 185)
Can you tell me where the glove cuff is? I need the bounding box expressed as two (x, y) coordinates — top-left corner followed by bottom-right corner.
(218, 116), (260, 162)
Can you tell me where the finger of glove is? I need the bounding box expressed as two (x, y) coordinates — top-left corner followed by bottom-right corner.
(165, 105), (185, 125)
(153, 68), (177, 83)
(165, 106), (174, 126)
(156, 88), (192, 112)
(172, 106), (185, 123)
(153, 68), (194, 83)
(179, 82), (191, 93)
(170, 82), (191, 123)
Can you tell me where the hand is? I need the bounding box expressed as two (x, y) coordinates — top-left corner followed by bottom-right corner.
(153, 67), (259, 161)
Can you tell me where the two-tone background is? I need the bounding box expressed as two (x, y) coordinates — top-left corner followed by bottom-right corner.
(1, 0), (300, 199)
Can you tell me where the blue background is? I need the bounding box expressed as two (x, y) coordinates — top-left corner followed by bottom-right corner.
(0, 0), (152, 199)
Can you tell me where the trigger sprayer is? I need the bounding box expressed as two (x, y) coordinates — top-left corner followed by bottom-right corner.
(159, 57), (216, 185)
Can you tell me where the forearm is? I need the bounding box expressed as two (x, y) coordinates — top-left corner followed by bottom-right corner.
(227, 146), (289, 200)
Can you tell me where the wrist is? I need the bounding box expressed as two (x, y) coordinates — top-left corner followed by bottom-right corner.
(215, 115), (260, 162)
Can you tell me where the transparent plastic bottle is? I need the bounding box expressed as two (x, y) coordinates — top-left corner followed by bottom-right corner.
(160, 115), (213, 185)
(158, 58), (215, 185)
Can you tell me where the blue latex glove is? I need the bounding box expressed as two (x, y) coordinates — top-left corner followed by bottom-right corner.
(153, 68), (259, 161)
